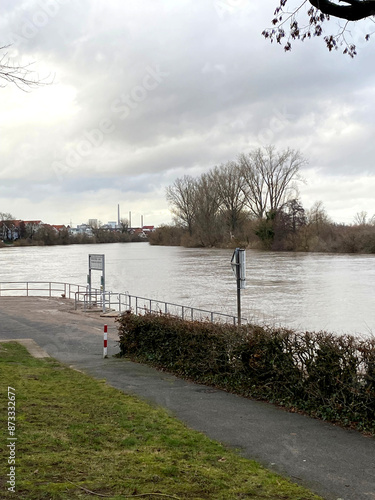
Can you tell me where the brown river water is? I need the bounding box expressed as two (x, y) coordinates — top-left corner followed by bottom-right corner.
(1, 242), (375, 336)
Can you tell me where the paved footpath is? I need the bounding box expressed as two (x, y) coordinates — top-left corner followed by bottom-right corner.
(0, 297), (374, 500)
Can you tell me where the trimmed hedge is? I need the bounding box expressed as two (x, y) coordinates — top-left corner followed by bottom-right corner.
(117, 313), (375, 435)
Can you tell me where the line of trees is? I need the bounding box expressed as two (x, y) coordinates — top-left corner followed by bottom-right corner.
(0, 214), (144, 248)
(150, 146), (375, 253)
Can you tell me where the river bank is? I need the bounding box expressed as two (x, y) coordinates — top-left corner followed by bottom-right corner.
(149, 221), (375, 254)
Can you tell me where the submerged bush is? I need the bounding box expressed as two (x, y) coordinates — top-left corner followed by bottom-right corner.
(117, 313), (375, 435)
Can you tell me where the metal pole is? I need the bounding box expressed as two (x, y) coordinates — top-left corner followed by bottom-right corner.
(102, 258), (106, 314)
(88, 268), (92, 308)
(236, 249), (241, 326)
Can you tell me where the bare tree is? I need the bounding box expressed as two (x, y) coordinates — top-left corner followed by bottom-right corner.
(119, 218), (129, 233)
(264, 1), (375, 57)
(166, 175), (198, 236)
(353, 210), (369, 226)
(305, 200), (332, 241)
(210, 162), (247, 235)
(353, 210), (375, 226)
(239, 146), (306, 218)
(194, 173), (223, 246)
(0, 212), (15, 241)
(306, 200), (331, 226)
(238, 152), (268, 219)
(0, 45), (51, 90)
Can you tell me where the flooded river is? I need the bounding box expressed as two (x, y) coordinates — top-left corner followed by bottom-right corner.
(1, 242), (374, 336)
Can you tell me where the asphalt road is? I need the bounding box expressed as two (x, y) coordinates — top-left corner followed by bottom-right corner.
(0, 296), (374, 500)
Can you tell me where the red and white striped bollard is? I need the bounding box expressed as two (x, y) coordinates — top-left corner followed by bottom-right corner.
(103, 324), (108, 358)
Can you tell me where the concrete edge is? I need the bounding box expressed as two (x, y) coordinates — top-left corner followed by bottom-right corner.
(0, 339), (50, 358)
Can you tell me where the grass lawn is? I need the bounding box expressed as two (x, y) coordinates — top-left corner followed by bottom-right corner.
(0, 342), (323, 499)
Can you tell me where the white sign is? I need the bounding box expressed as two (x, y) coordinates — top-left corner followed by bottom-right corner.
(231, 248), (246, 289)
(89, 254), (105, 271)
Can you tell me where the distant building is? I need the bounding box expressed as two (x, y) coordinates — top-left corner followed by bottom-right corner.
(69, 224), (93, 236)
(50, 225), (67, 233)
(0, 219), (45, 241)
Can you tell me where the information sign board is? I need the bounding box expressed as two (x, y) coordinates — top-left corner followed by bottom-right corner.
(89, 254), (105, 271)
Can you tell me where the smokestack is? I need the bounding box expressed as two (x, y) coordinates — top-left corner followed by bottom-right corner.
(141, 215), (144, 228)
(129, 211), (132, 229)
(117, 204), (120, 226)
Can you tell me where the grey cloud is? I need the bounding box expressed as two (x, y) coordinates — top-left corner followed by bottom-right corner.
(2, 0), (375, 225)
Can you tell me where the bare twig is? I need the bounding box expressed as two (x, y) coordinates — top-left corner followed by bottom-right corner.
(0, 44), (53, 91)
(125, 494), (180, 499)
(65, 479), (181, 499)
(65, 479), (111, 497)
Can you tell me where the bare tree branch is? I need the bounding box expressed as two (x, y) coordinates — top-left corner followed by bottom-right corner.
(0, 45), (52, 91)
(264, 1), (375, 56)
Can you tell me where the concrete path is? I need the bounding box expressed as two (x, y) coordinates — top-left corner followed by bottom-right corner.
(0, 296), (374, 500)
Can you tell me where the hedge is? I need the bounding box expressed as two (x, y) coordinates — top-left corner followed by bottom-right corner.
(117, 312), (375, 435)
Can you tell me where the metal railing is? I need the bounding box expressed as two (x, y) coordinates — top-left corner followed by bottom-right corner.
(0, 281), (90, 300)
(94, 291), (238, 324)
(0, 281), (241, 325)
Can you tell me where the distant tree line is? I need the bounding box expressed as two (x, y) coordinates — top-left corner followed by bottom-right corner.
(0, 214), (145, 247)
(149, 146), (375, 253)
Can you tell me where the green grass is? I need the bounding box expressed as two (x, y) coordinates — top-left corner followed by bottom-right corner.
(0, 342), (323, 499)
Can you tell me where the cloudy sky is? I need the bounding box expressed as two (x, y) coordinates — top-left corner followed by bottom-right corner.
(1, 0), (375, 227)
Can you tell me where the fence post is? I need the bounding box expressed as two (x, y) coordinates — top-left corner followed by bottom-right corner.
(103, 325), (108, 358)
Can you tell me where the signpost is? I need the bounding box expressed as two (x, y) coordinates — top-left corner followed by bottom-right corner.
(88, 254), (105, 313)
(231, 248), (246, 326)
